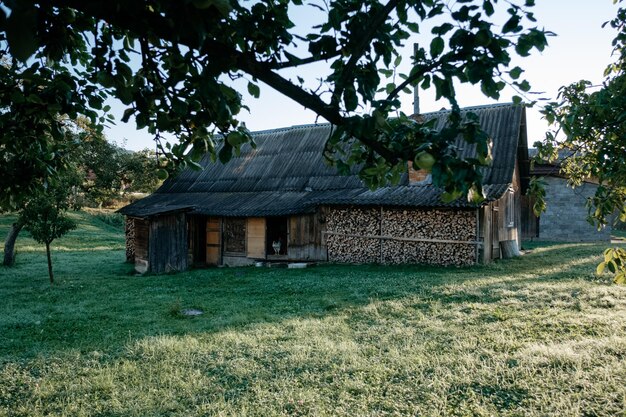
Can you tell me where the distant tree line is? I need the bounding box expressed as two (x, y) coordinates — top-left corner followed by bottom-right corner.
(79, 133), (162, 208)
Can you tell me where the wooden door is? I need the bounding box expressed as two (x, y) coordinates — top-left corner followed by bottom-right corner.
(247, 217), (266, 259)
(206, 217), (221, 265)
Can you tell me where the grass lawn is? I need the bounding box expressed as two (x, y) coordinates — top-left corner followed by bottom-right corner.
(1, 211), (625, 416)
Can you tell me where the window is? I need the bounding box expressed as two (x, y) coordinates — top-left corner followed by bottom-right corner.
(223, 218), (246, 255)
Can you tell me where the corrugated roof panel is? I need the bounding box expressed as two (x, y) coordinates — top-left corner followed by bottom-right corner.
(120, 104), (526, 218)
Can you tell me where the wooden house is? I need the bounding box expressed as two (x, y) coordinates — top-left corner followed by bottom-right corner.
(120, 103), (530, 273)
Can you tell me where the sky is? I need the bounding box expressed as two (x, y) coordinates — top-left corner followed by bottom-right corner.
(107, 1), (622, 151)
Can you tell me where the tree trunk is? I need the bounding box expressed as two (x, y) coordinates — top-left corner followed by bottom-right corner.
(45, 242), (54, 285)
(3, 222), (23, 266)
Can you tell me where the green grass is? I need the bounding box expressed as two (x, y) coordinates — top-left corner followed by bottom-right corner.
(1, 211), (626, 416)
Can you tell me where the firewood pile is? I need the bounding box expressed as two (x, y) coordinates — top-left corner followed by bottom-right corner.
(325, 206), (477, 266)
(325, 207), (381, 263)
(382, 240), (475, 266)
(382, 208), (476, 241)
(326, 207), (380, 235)
(125, 217), (135, 262)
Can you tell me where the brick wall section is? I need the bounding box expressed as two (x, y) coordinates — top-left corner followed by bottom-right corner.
(407, 161), (430, 183)
(326, 206), (477, 266)
(539, 176), (610, 241)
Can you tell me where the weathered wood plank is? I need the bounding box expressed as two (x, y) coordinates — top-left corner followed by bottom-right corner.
(148, 213), (188, 273)
(247, 217), (265, 259)
(206, 217), (221, 265)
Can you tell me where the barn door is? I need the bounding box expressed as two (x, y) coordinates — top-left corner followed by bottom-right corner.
(206, 217), (221, 265)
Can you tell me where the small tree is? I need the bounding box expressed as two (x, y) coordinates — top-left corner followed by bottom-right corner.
(19, 185), (78, 285)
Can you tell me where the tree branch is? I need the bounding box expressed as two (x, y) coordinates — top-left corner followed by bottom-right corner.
(235, 52), (399, 162)
(273, 51), (343, 69)
(43, 0), (401, 162)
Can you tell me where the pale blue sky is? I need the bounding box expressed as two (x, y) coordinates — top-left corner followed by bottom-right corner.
(108, 1), (622, 151)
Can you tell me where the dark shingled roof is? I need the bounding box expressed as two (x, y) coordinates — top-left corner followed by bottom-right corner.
(120, 103), (527, 218)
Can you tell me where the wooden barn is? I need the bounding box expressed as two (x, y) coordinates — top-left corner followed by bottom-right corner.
(120, 103), (530, 273)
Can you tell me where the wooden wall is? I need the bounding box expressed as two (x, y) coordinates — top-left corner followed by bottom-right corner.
(148, 213), (188, 273)
(480, 156), (524, 260)
(520, 195), (539, 240)
(199, 213), (330, 264)
(479, 188), (522, 263)
(288, 211), (328, 261)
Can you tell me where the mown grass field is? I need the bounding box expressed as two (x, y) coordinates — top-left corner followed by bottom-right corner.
(1, 210), (625, 416)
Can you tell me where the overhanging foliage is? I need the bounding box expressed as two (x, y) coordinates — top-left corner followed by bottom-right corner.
(0, 0), (549, 207)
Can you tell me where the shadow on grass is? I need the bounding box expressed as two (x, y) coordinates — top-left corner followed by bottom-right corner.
(0, 241), (608, 361)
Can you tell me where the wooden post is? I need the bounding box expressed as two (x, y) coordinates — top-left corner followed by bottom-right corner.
(379, 206), (384, 264)
(475, 209), (480, 264)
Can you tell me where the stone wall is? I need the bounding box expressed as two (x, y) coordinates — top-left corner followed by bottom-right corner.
(325, 206), (477, 266)
(539, 176), (610, 242)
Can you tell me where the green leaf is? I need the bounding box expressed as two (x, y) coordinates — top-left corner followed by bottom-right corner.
(343, 86), (358, 112)
(218, 143), (233, 163)
(502, 15), (521, 34)
(156, 169), (169, 180)
(596, 262), (606, 275)
(483, 0), (495, 16)
(5, 5), (39, 62)
(226, 131), (246, 147)
(122, 108), (135, 123)
(441, 190), (462, 203)
(516, 80), (531, 92)
(247, 82), (260, 98)
(191, 0), (232, 16)
(509, 67), (523, 80)
(430, 37), (445, 58)
(608, 260), (617, 274)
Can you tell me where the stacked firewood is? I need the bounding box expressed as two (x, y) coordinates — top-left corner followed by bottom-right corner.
(325, 207), (380, 235)
(125, 217), (135, 262)
(325, 206), (477, 266)
(325, 207), (380, 263)
(327, 236), (381, 264)
(382, 240), (475, 266)
(382, 208), (476, 241)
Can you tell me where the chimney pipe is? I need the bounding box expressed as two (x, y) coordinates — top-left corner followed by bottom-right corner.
(413, 43), (420, 116)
